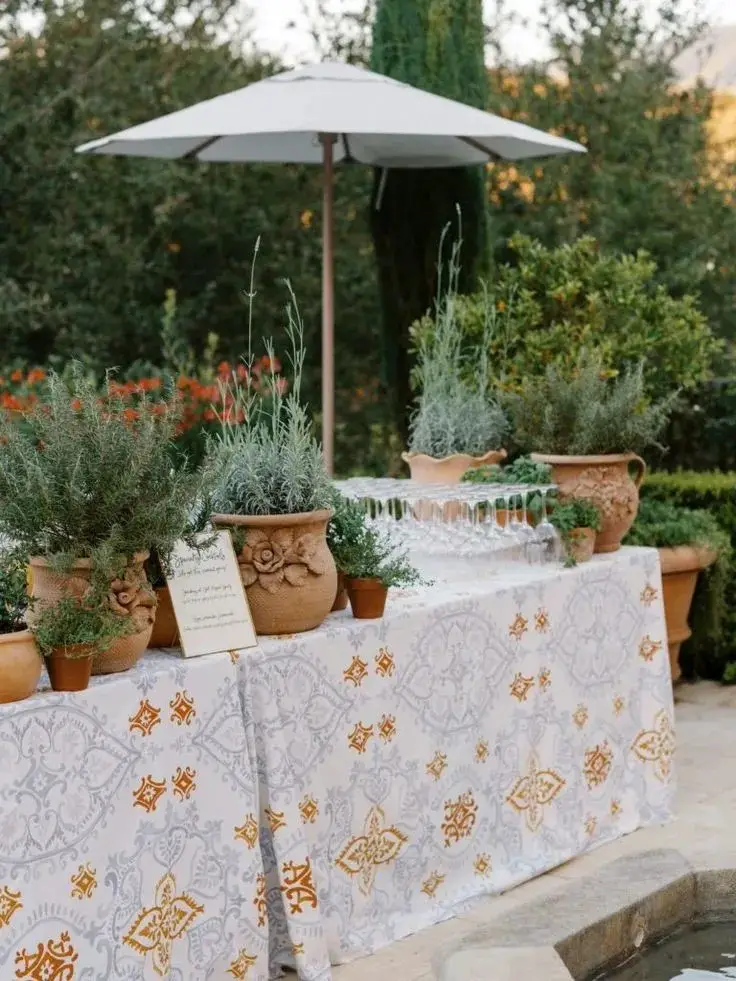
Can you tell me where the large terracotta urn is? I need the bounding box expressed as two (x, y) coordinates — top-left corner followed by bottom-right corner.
(0, 630), (42, 703)
(531, 453), (646, 553)
(659, 545), (716, 684)
(27, 552), (156, 675)
(212, 510), (336, 635)
(402, 449), (507, 485)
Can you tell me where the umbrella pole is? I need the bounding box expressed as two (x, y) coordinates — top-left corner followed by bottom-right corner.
(320, 133), (336, 476)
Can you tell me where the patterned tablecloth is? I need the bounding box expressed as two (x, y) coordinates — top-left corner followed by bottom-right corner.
(243, 547), (676, 976)
(0, 652), (269, 980)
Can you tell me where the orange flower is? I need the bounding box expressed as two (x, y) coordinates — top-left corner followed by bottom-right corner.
(203, 407), (217, 422)
(71, 398), (82, 411)
(27, 368), (46, 384)
(123, 407), (139, 422)
(10, 369), (23, 383)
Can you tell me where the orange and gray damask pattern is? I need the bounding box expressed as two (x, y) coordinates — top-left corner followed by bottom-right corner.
(247, 547), (675, 969)
(0, 654), (269, 980)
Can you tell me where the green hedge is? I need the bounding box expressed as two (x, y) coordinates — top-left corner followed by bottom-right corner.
(641, 471), (736, 680)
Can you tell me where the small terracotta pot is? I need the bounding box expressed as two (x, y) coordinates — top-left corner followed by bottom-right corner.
(345, 578), (389, 620)
(27, 552), (156, 675)
(402, 449), (507, 485)
(659, 545), (717, 684)
(149, 586), (180, 647)
(332, 573), (349, 612)
(45, 644), (94, 692)
(566, 527), (596, 564)
(531, 452), (646, 554)
(0, 629), (42, 703)
(212, 510), (336, 636)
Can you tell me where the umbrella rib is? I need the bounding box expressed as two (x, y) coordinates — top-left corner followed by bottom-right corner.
(457, 136), (502, 162)
(184, 135), (222, 159)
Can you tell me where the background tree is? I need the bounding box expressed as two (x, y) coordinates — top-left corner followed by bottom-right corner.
(486, 0), (736, 351)
(370, 0), (489, 441)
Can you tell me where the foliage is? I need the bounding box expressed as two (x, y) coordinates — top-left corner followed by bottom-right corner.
(624, 498), (730, 554)
(326, 492), (368, 563)
(0, 365), (210, 571)
(550, 497), (601, 566)
(662, 380), (736, 473)
(486, 0), (736, 348)
(0, 0), (385, 478)
(336, 524), (421, 588)
(443, 235), (721, 400)
(462, 455), (552, 485)
(408, 234), (508, 457)
(33, 595), (130, 658)
(640, 471), (736, 681)
(370, 0), (489, 439)
(0, 547), (28, 633)
(211, 277), (332, 517)
(505, 350), (676, 456)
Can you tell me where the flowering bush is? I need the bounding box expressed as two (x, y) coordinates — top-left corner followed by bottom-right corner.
(0, 357), (285, 466)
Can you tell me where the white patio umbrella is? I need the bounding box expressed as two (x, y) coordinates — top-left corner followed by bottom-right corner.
(77, 61), (586, 474)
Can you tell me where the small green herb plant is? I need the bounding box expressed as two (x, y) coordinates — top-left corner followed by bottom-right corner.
(211, 250), (331, 517)
(408, 224), (508, 459)
(0, 548), (28, 634)
(551, 499), (601, 566)
(504, 350), (677, 456)
(34, 595), (131, 659)
(328, 495), (421, 589)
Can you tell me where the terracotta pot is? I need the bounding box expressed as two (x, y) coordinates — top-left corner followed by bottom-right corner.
(402, 449), (507, 485)
(212, 510), (336, 636)
(332, 573), (349, 612)
(45, 644), (94, 692)
(0, 629), (42, 703)
(566, 527), (596, 564)
(531, 453), (646, 554)
(345, 578), (389, 619)
(149, 586), (180, 647)
(659, 545), (717, 684)
(27, 552), (156, 675)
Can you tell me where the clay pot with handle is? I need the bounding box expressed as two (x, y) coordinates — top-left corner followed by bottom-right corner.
(531, 453), (646, 554)
(402, 449), (507, 485)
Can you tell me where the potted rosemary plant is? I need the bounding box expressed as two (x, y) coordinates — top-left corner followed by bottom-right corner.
(404, 232), (508, 484)
(329, 508), (422, 619)
(34, 594), (130, 692)
(211, 286), (336, 635)
(505, 351), (676, 553)
(624, 499), (728, 683)
(0, 547), (42, 703)
(0, 366), (209, 674)
(550, 499), (601, 566)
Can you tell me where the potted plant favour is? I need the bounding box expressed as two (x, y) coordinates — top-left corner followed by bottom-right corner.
(404, 230), (508, 484)
(329, 504), (422, 619)
(210, 284), (336, 636)
(505, 351), (676, 553)
(624, 499), (728, 683)
(462, 456), (554, 526)
(550, 499), (602, 566)
(326, 492), (367, 612)
(0, 547), (42, 703)
(0, 366), (210, 674)
(34, 593), (131, 692)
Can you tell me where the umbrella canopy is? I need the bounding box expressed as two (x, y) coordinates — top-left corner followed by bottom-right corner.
(77, 61), (586, 472)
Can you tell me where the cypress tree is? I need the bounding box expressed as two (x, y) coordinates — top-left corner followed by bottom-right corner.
(370, 0), (489, 442)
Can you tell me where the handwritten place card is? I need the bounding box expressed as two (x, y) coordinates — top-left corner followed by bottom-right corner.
(165, 531), (257, 657)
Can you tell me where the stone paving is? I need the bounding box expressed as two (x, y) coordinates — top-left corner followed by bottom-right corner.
(333, 681), (736, 981)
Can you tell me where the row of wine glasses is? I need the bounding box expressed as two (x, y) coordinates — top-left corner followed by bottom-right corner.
(333, 478), (563, 566)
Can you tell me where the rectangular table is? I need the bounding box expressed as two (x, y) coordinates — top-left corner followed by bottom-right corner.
(241, 547), (675, 975)
(0, 652), (270, 980)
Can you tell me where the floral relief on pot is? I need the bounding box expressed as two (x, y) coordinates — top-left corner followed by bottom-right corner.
(212, 510), (337, 636)
(532, 453), (646, 554)
(240, 528), (328, 593)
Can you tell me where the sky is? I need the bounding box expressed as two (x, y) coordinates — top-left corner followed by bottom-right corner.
(248, 0), (735, 62)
